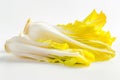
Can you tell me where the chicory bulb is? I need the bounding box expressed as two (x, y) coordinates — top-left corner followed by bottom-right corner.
(5, 37), (93, 66)
(5, 10), (115, 67)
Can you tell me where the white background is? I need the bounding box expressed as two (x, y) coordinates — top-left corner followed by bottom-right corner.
(0, 0), (120, 80)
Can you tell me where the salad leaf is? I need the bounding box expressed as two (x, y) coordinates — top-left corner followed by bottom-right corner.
(57, 10), (115, 45)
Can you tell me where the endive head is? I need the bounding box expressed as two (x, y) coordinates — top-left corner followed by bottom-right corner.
(5, 10), (116, 67)
(22, 17), (115, 61)
(5, 36), (95, 67)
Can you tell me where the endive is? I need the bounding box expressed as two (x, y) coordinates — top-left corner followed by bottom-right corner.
(5, 10), (115, 67)
(5, 36), (93, 66)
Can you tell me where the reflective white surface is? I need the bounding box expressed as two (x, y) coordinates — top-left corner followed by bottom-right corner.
(0, 0), (120, 80)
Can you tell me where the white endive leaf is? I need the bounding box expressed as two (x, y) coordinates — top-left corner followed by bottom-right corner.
(5, 37), (81, 57)
(23, 20), (114, 54)
(5, 36), (92, 66)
